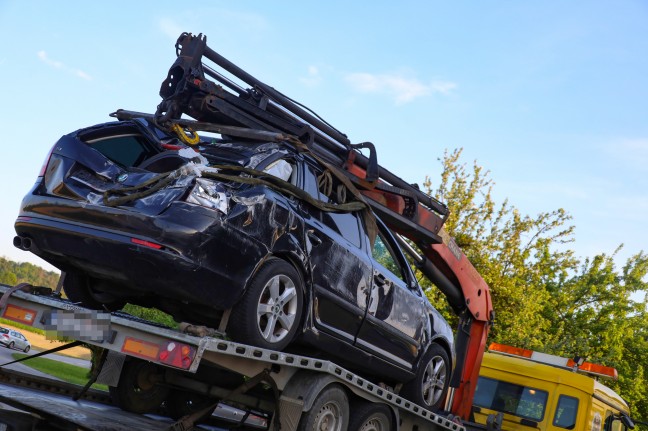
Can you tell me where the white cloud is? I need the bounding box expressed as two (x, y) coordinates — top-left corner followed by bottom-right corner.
(300, 65), (321, 87)
(158, 17), (184, 41)
(344, 72), (456, 105)
(37, 50), (92, 81)
(157, 11), (268, 41)
(37, 51), (63, 69)
(74, 70), (92, 81)
(601, 138), (648, 171)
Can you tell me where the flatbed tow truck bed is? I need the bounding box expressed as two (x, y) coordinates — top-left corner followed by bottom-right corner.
(0, 283), (472, 431)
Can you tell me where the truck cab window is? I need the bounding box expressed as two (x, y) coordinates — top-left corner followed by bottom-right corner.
(473, 376), (548, 422)
(553, 395), (579, 429)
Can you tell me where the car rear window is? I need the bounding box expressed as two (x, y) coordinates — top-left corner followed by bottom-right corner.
(87, 134), (154, 168)
(0, 328), (7, 334)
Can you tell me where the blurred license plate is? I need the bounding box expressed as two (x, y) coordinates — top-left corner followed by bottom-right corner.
(43, 310), (111, 342)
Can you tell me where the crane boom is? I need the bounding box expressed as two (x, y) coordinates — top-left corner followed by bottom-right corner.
(151, 32), (494, 420)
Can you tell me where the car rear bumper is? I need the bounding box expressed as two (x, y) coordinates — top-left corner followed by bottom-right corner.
(14, 201), (265, 310)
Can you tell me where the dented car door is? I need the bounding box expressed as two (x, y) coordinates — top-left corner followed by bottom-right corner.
(299, 161), (373, 344)
(355, 220), (428, 370)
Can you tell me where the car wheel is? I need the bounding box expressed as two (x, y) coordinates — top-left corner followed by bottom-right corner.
(64, 272), (126, 311)
(297, 385), (349, 431)
(229, 258), (303, 351)
(8, 341), (15, 350)
(109, 359), (169, 414)
(23, 345), (30, 353)
(348, 402), (392, 431)
(401, 343), (450, 412)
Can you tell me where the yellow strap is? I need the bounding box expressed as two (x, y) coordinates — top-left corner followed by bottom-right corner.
(170, 123), (200, 146)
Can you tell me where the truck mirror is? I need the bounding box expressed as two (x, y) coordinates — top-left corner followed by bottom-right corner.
(620, 414), (635, 429)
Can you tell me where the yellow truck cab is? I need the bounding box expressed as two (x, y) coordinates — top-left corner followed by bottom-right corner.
(471, 343), (635, 431)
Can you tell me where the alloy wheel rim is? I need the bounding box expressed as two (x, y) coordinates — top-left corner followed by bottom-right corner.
(422, 355), (447, 407)
(256, 274), (298, 343)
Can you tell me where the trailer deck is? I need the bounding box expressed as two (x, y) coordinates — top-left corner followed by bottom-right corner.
(0, 283), (466, 431)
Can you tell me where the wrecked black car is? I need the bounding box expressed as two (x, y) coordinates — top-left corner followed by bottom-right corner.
(14, 117), (454, 410)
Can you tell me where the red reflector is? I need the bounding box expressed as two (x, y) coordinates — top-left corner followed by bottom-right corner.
(158, 341), (196, 370)
(131, 238), (163, 250)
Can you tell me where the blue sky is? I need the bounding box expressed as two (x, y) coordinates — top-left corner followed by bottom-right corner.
(0, 1), (646, 273)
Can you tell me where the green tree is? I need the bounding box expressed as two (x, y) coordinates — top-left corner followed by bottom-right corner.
(423, 149), (576, 348)
(541, 250), (648, 418)
(0, 257), (60, 288)
(422, 148), (648, 420)
(0, 271), (17, 286)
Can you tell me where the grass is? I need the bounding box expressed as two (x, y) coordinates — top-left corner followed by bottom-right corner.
(11, 353), (108, 391)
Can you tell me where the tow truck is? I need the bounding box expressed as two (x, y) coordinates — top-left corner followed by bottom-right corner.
(0, 32), (494, 430)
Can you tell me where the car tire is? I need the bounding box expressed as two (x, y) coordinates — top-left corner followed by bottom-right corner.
(348, 402), (392, 431)
(23, 345), (30, 353)
(297, 385), (349, 431)
(109, 359), (169, 414)
(228, 258), (303, 351)
(400, 343), (450, 412)
(64, 272), (126, 311)
(8, 341), (14, 350)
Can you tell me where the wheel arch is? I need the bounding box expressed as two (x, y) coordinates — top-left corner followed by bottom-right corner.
(281, 371), (349, 413)
(428, 335), (453, 371)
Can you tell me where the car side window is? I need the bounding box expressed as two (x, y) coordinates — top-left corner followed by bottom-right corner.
(302, 162), (363, 248)
(302, 163), (322, 200)
(321, 212), (362, 247)
(372, 229), (408, 284)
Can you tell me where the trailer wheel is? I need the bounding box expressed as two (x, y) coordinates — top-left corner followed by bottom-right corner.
(348, 403), (392, 431)
(229, 258), (303, 351)
(165, 390), (217, 422)
(110, 360), (169, 414)
(401, 343), (450, 412)
(297, 385), (349, 431)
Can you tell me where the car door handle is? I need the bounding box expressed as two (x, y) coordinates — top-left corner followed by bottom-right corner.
(307, 230), (322, 246)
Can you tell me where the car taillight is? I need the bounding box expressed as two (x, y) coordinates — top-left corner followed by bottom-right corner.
(2, 334), (9, 339)
(38, 145), (55, 177)
(131, 238), (163, 250)
(158, 341), (196, 369)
